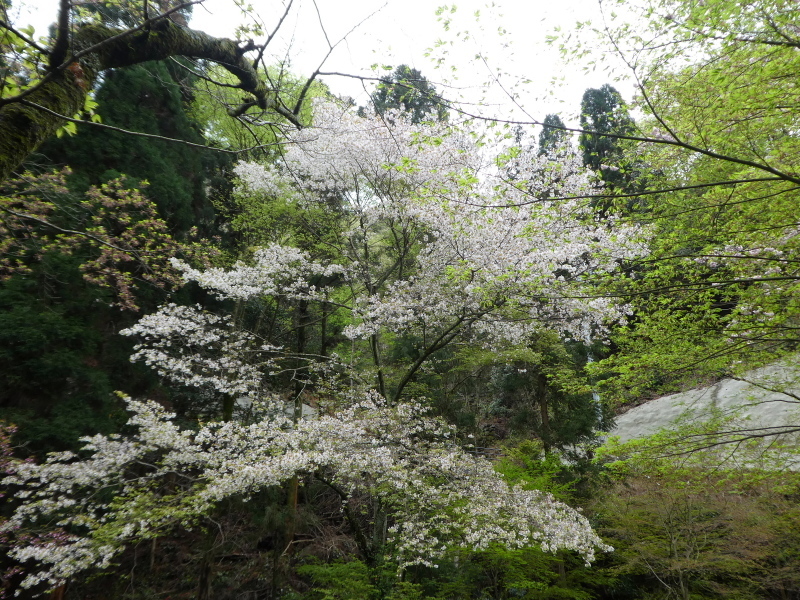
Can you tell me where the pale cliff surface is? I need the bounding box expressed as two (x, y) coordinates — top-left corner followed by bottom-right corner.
(610, 361), (800, 443)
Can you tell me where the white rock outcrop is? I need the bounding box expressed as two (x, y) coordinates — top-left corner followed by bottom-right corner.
(611, 361), (800, 444)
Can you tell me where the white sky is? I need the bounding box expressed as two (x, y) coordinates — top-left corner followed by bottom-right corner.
(14, 0), (635, 127)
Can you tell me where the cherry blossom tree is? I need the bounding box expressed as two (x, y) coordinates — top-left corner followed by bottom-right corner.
(1, 395), (612, 594)
(226, 100), (645, 402)
(1, 100), (645, 595)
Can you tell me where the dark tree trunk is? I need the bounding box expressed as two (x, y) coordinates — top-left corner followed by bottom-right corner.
(537, 373), (550, 451)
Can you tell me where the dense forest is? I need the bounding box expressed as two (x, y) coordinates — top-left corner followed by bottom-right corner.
(1, 0), (800, 598)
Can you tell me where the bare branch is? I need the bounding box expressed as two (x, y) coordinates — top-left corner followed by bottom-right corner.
(168, 56), (243, 89)
(728, 377), (800, 404)
(0, 19), (49, 55)
(292, 3), (386, 116)
(457, 177), (789, 209)
(647, 426), (800, 458)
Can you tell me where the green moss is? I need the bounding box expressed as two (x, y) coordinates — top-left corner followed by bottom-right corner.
(0, 70), (89, 180)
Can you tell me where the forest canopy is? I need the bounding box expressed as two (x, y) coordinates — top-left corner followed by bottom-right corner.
(2, 0), (800, 599)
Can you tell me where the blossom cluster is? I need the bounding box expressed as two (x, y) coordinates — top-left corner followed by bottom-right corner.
(120, 304), (268, 398)
(170, 244), (344, 302)
(228, 100), (644, 345)
(2, 395), (610, 592)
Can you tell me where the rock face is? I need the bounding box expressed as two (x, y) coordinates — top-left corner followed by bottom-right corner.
(610, 361), (800, 443)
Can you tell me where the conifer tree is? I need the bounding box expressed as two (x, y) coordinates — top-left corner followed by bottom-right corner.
(40, 60), (228, 233)
(538, 113), (569, 156)
(578, 84), (645, 214)
(371, 65), (448, 123)
(579, 85), (634, 175)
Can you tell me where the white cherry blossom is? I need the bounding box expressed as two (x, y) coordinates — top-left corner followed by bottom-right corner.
(120, 304), (268, 398)
(2, 99), (642, 595)
(2, 396), (611, 591)
(220, 100), (644, 348)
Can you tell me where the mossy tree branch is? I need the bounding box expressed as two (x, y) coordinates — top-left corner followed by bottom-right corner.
(0, 15), (303, 183)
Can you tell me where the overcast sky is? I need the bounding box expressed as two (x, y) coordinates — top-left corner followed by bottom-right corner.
(14, 0), (634, 126)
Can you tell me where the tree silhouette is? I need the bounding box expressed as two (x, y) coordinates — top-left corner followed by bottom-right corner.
(371, 65), (448, 123)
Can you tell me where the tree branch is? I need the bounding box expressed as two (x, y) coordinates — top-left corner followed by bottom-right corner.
(48, 0), (72, 70)
(0, 0), (204, 110)
(21, 99), (288, 154)
(391, 312), (486, 404)
(463, 177), (789, 209)
(315, 476), (374, 564)
(0, 6), (305, 182)
(0, 204), (143, 257)
(292, 4), (385, 116)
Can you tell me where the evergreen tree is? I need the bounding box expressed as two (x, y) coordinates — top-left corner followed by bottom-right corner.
(579, 84), (634, 173)
(371, 65), (448, 123)
(579, 84), (646, 214)
(0, 253), (135, 454)
(538, 113), (569, 156)
(40, 60), (230, 234)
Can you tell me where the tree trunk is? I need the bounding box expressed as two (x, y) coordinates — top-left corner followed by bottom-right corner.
(537, 373), (550, 451)
(49, 584), (66, 600)
(320, 301), (328, 357)
(196, 557), (212, 600)
(284, 300), (309, 554)
(150, 537), (158, 572)
(0, 67), (86, 184)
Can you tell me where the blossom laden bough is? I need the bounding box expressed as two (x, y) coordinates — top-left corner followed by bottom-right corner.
(2, 396), (610, 592)
(170, 244), (345, 302)
(120, 304), (268, 399)
(205, 100), (645, 348)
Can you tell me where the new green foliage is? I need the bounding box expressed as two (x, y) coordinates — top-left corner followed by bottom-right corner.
(584, 0), (800, 404)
